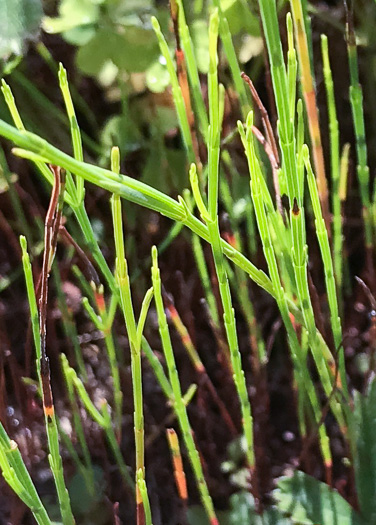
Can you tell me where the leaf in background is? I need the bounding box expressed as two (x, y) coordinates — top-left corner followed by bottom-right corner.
(146, 58), (170, 93)
(275, 470), (366, 525)
(43, 0), (99, 34)
(62, 24), (97, 46)
(191, 20), (209, 74)
(108, 0), (154, 23)
(100, 115), (142, 158)
(220, 0), (260, 36)
(76, 25), (159, 77)
(228, 492), (290, 525)
(76, 29), (121, 77)
(68, 466), (109, 524)
(188, 492), (289, 525)
(187, 505), (232, 525)
(0, 0), (43, 59)
(353, 378), (376, 522)
(118, 24), (160, 72)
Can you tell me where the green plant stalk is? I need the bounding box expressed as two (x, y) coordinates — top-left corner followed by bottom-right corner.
(207, 8), (221, 221)
(290, 198), (345, 430)
(220, 150), (257, 257)
(212, 0), (252, 118)
(9, 69), (71, 131)
(36, 42), (99, 135)
(238, 118), (332, 468)
(20, 236), (75, 524)
(0, 424), (52, 525)
(44, 413), (74, 525)
(72, 265), (96, 303)
(73, 202), (118, 296)
(346, 20), (373, 247)
(111, 144), (152, 523)
(113, 243), (145, 514)
(137, 469), (153, 525)
(339, 144), (351, 296)
(100, 403), (135, 493)
(109, 151), (134, 417)
(191, 221), (220, 327)
(151, 246), (218, 525)
(303, 147), (340, 341)
(247, 5), (344, 427)
(0, 145), (34, 244)
(290, 0), (330, 227)
(167, 303), (203, 370)
(10, 69), (101, 156)
(20, 236), (41, 361)
(303, 147), (349, 402)
(141, 337), (174, 400)
(0, 119), (276, 300)
(184, 180), (221, 329)
(0, 79), (73, 204)
(102, 327), (123, 435)
(321, 35), (342, 300)
(57, 422), (93, 492)
(53, 266), (87, 380)
(1, 80), (117, 296)
(176, 0), (209, 140)
(142, 337), (197, 410)
(220, 176), (266, 365)
(193, 9), (255, 470)
(81, 291), (122, 432)
(60, 354), (94, 493)
(58, 63), (84, 202)
(257, 0), (302, 250)
(67, 362), (134, 491)
(257, 0), (291, 147)
(152, 16), (196, 165)
(289, 183), (344, 425)
(287, 13), (297, 122)
(167, 299), (237, 435)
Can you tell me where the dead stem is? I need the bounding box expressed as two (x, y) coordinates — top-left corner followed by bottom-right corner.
(39, 165), (65, 419)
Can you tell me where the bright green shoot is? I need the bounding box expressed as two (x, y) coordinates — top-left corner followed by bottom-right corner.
(111, 145), (153, 525)
(0, 423), (52, 525)
(20, 237), (75, 525)
(151, 245), (218, 525)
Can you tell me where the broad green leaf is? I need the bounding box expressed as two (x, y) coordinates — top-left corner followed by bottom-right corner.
(63, 25), (97, 46)
(0, 0), (43, 59)
(115, 24), (159, 72)
(353, 378), (376, 522)
(76, 30), (123, 76)
(275, 470), (366, 525)
(43, 0), (99, 34)
(108, 0), (154, 23)
(76, 27), (159, 76)
(220, 0), (260, 36)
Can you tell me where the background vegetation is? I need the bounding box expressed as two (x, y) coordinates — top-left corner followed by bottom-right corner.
(1, 0), (376, 524)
